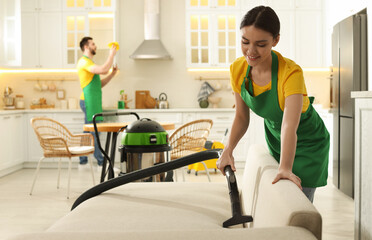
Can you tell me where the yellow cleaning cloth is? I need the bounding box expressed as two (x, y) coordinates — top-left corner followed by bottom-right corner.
(108, 42), (120, 50)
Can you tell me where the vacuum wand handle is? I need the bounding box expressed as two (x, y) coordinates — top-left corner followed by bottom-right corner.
(223, 165), (253, 228)
(224, 165), (241, 217)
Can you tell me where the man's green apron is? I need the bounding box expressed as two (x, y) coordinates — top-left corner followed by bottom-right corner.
(240, 51), (329, 188)
(82, 57), (103, 122)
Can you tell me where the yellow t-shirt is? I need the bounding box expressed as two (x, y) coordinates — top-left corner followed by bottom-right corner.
(77, 56), (96, 100)
(230, 51), (309, 113)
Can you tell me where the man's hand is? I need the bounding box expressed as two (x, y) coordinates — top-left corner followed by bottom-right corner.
(109, 45), (118, 57)
(272, 169), (302, 190)
(111, 64), (118, 75)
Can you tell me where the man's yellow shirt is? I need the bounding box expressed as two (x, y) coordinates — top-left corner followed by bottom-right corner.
(77, 56), (96, 100)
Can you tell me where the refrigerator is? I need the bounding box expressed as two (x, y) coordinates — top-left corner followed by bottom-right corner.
(331, 12), (368, 198)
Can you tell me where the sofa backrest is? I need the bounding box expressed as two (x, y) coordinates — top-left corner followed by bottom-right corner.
(240, 144), (322, 240)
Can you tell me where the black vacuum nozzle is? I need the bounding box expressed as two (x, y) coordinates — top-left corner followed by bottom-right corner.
(222, 165), (253, 228)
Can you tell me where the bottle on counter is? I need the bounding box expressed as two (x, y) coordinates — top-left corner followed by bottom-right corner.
(15, 95), (25, 109)
(118, 90), (125, 109)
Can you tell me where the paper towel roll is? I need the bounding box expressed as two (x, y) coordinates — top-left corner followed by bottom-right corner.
(68, 98), (77, 109)
(61, 100), (68, 109)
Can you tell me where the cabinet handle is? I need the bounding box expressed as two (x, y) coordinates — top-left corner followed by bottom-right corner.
(3, 116), (11, 119)
(216, 117), (230, 120)
(216, 130), (226, 133)
(15, 115), (22, 118)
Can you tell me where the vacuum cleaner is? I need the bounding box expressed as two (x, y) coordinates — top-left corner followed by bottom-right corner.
(77, 112), (253, 228)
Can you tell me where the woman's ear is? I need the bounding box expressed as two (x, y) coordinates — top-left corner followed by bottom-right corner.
(273, 34), (280, 47)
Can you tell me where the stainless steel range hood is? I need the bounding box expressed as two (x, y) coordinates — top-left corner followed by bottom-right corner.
(130, 0), (172, 60)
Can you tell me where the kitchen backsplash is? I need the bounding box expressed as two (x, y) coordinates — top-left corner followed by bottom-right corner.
(0, 70), (330, 110)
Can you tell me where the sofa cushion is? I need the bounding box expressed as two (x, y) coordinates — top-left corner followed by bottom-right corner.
(7, 227), (317, 240)
(47, 182), (235, 233)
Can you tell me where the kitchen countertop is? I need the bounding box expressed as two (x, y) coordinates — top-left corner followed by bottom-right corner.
(0, 106), (335, 115)
(0, 108), (236, 115)
(351, 91), (372, 98)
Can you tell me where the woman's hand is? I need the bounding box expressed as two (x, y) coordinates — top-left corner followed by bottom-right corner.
(272, 169), (302, 190)
(216, 148), (236, 175)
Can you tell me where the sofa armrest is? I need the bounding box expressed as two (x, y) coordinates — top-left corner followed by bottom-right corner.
(240, 144), (322, 240)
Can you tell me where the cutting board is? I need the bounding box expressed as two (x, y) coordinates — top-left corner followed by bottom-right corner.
(135, 90), (149, 109)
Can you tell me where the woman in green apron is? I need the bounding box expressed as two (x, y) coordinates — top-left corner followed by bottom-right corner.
(217, 6), (329, 203)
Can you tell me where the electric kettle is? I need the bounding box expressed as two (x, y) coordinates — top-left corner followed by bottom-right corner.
(158, 93), (169, 109)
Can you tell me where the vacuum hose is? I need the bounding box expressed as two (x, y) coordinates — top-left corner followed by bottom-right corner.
(71, 149), (253, 228)
(71, 149), (221, 210)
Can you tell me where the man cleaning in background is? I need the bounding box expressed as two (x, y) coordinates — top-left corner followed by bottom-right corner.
(77, 36), (118, 168)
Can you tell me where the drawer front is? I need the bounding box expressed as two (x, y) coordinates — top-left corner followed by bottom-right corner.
(195, 112), (235, 123)
(55, 112), (85, 124)
(136, 112), (183, 125)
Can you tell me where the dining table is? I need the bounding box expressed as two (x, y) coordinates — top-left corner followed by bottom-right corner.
(84, 122), (175, 182)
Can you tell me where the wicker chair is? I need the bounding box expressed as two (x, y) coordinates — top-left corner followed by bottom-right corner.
(168, 119), (213, 181)
(30, 117), (95, 199)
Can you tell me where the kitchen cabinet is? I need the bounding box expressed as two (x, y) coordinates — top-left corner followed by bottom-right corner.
(62, 0), (116, 67)
(63, 0), (115, 12)
(186, 0), (240, 67)
(186, 0), (240, 10)
(0, 113), (24, 176)
(0, 108), (267, 175)
(352, 92), (372, 240)
(21, 0), (63, 68)
(240, 0), (325, 68)
(0, 0), (21, 67)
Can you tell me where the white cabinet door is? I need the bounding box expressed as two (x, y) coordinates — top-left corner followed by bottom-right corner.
(39, 12), (63, 68)
(266, 0), (295, 9)
(295, 10), (323, 67)
(272, 10), (295, 60)
(21, 0), (62, 68)
(21, 0), (39, 12)
(12, 114), (24, 165)
(38, 0), (62, 11)
(0, 115), (13, 170)
(21, 0), (62, 12)
(295, 0), (322, 10)
(0, 0), (21, 67)
(0, 114), (24, 171)
(63, 0), (115, 11)
(21, 12), (39, 67)
(62, 12), (89, 67)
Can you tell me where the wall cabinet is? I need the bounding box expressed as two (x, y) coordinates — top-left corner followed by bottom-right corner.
(16, 0), (115, 68)
(62, 11), (115, 68)
(241, 0), (325, 68)
(21, 0), (63, 68)
(0, 0), (21, 67)
(186, 0), (240, 67)
(63, 0), (115, 12)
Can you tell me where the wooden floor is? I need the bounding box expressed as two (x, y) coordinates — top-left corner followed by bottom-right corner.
(0, 167), (354, 239)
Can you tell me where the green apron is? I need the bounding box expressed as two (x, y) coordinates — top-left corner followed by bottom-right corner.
(82, 57), (103, 122)
(240, 51), (329, 188)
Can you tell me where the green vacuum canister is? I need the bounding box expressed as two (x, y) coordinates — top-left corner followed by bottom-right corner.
(120, 118), (171, 153)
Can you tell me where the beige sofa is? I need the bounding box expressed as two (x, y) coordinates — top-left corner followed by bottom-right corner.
(8, 145), (322, 240)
